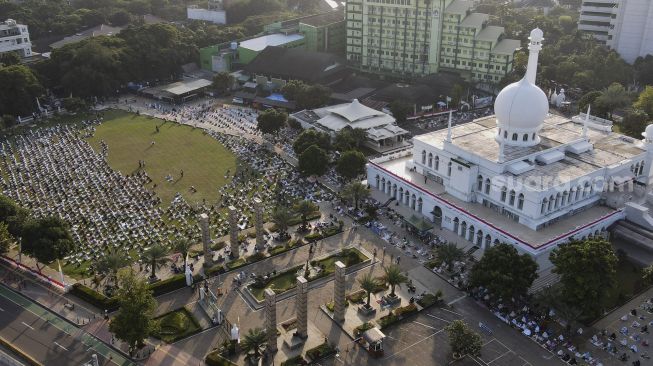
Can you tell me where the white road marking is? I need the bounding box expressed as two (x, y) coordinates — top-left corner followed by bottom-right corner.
(0, 307), (4, 311)
(21, 321), (34, 330)
(426, 314), (452, 323)
(383, 328), (445, 360)
(446, 295), (467, 307)
(54, 341), (69, 351)
(413, 321), (438, 330)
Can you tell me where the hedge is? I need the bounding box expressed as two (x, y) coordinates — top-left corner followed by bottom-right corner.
(70, 283), (119, 311)
(305, 342), (335, 361)
(205, 351), (237, 366)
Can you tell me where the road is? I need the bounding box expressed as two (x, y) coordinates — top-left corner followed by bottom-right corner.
(0, 285), (135, 366)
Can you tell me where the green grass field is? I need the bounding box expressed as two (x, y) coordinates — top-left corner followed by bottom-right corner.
(87, 110), (236, 206)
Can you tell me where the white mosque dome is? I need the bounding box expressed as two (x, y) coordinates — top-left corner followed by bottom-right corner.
(495, 78), (548, 131)
(643, 124), (653, 142)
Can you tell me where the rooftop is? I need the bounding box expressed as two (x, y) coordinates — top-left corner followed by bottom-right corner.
(50, 24), (124, 49)
(445, 0), (473, 15)
(299, 10), (345, 27)
(414, 113), (645, 189)
(460, 13), (489, 29)
(244, 46), (347, 83)
(476, 25), (504, 42)
(492, 38), (522, 54)
(373, 155), (618, 248)
(239, 33), (304, 52)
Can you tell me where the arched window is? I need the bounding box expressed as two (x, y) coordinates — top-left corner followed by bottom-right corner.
(523, 134), (528, 141)
(428, 153), (433, 167)
(548, 195), (554, 211)
(411, 194), (416, 209)
(575, 186), (581, 201)
(405, 190), (410, 205)
(453, 217), (459, 233)
(399, 187), (404, 202)
(476, 230), (483, 246)
(421, 150), (426, 164)
(381, 178), (386, 192)
(503, 131), (508, 139)
(447, 162), (452, 176)
(532, 132), (536, 140)
(583, 182), (590, 197)
(512, 133), (518, 141)
(517, 193), (524, 209)
(562, 191), (569, 206)
(468, 225), (475, 241)
(500, 187), (507, 202)
(640, 162), (645, 176)
(477, 175), (483, 191)
(541, 198), (548, 214)
(484, 178), (491, 194)
(375, 175), (380, 188)
(509, 190), (516, 205)
(434, 155), (439, 170)
(555, 193), (562, 208)
(417, 197), (423, 213)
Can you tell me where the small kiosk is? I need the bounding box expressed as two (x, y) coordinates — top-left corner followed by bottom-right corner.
(362, 327), (386, 358)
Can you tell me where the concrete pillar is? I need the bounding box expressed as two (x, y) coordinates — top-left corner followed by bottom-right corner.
(228, 206), (239, 258)
(333, 261), (346, 323)
(296, 276), (308, 339)
(254, 198), (264, 251)
(264, 288), (278, 353)
(199, 213), (212, 268)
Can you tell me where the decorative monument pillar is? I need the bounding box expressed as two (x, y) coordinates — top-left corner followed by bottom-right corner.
(296, 276), (308, 339)
(333, 261), (346, 323)
(199, 213), (212, 268)
(254, 198), (264, 251)
(264, 288), (278, 353)
(228, 206), (239, 258)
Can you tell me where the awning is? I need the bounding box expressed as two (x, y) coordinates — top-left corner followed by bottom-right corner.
(363, 327), (385, 344)
(404, 215), (433, 232)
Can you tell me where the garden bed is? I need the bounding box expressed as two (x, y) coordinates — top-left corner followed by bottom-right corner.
(152, 307), (201, 343)
(205, 351), (237, 366)
(377, 303), (418, 329)
(305, 342), (336, 361)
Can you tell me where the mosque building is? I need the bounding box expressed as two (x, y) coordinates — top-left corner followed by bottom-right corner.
(367, 28), (653, 265)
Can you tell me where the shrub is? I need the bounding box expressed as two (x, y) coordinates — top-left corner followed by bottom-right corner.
(246, 252), (267, 263)
(205, 351), (237, 366)
(354, 322), (374, 336)
(304, 232), (322, 242)
(346, 290), (366, 304)
(70, 283), (119, 311)
(205, 264), (225, 277)
(211, 241), (226, 251)
(416, 291), (443, 308)
(394, 303), (418, 317)
(281, 355), (307, 366)
(149, 274), (187, 297)
(377, 313), (398, 329)
(306, 342), (335, 361)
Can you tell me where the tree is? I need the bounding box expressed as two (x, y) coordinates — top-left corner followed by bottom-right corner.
(109, 9), (132, 26)
(95, 250), (130, 289)
(634, 86), (653, 117)
(358, 272), (378, 307)
(292, 200), (318, 229)
(446, 320), (482, 357)
(173, 238), (193, 270)
(293, 129), (331, 155)
(336, 150), (367, 180)
(436, 243), (465, 272)
(256, 109), (287, 134)
(21, 217), (74, 271)
(241, 327), (267, 359)
(0, 222), (13, 256)
(578, 91), (602, 116)
(341, 182), (370, 210)
(280, 80), (307, 101)
(143, 244), (170, 280)
(388, 100), (412, 124)
(621, 110), (649, 138)
(0, 64), (44, 117)
(62, 97), (88, 113)
(595, 82), (630, 119)
(0, 52), (20, 67)
(298, 145), (329, 177)
(383, 264), (407, 297)
(0, 195), (28, 236)
(450, 83), (465, 107)
(212, 71), (234, 95)
(109, 270), (158, 355)
(296, 84), (331, 109)
(550, 238), (618, 317)
(271, 206), (292, 237)
(634, 55), (653, 86)
(469, 243), (538, 300)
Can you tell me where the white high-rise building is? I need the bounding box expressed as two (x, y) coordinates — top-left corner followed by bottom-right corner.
(578, 0), (653, 63)
(0, 19), (32, 58)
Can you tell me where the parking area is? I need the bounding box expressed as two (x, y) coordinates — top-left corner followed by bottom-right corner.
(379, 307), (539, 366)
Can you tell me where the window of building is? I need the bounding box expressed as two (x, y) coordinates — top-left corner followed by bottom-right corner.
(434, 156), (439, 170)
(509, 190), (515, 206)
(484, 178), (491, 194)
(512, 133), (517, 141)
(500, 187), (507, 202)
(477, 175), (483, 191)
(517, 193), (524, 209)
(421, 150), (426, 164)
(447, 162), (452, 176)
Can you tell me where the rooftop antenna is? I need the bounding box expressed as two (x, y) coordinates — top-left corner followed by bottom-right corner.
(583, 105), (590, 139)
(446, 110), (453, 143)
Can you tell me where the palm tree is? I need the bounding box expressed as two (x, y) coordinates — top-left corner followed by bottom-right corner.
(143, 244), (171, 280)
(437, 243), (465, 271)
(241, 327), (267, 359)
(272, 206), (292, 237)
(96, 250), (130, 289)
(596, 82), (630, 118)
(358, 272), (379, 307)
(293, 200), (318, 229)
(173, 238), (194, 270)
(342, 182), (370, 210)
(383, 264), (408, 298)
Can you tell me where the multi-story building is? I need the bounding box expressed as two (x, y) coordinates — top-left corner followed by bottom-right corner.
(345, 0), (519, 82)
(0, 19), (32, 58)
(579, 0), (653, 63)
(265, 10), (346, 54)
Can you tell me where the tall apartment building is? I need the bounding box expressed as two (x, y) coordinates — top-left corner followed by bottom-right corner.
(0, 19), (32, 58)
(345, 0), (519, 82)
(579, 0), (653, 63)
